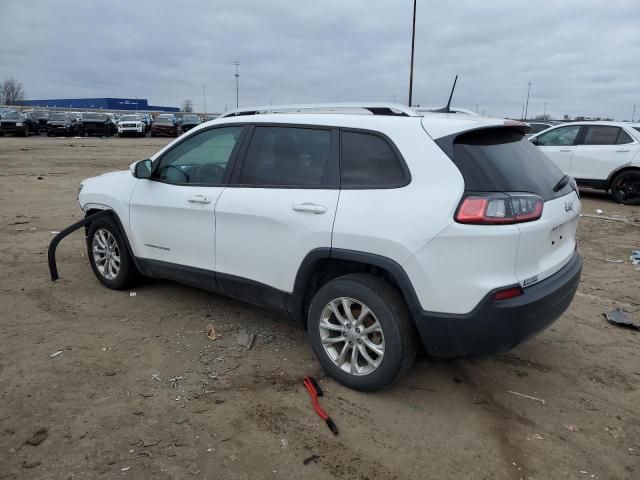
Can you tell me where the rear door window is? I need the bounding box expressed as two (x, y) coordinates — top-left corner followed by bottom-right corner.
(580, 126), (620, 145)
(340, 131), (409, 188)
(437, 128), (570, 200)
(536, 126), (581, 146)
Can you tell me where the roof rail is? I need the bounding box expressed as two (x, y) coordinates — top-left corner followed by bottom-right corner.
(218, 102), (421, 118)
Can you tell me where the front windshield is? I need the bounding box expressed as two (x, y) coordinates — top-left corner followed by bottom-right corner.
(155, 118), (173, 125)
(183, 116), (200, 122)
(50, 114), (69, 121)
(2, 112), (21, 120)
(119, 115), (141, 121)
(83, 113), (105, 120)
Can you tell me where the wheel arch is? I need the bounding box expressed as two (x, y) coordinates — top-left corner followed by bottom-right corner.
(606, 165), (640, 189)
(289, 248), (422, 327)
(84, 207), (144, 274)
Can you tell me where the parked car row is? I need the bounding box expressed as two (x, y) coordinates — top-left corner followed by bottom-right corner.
(0, 110), (185, 137)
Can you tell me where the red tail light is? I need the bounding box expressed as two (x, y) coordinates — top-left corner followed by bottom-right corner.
(492, 286), (523, 301)
(455, 193), (543, 225)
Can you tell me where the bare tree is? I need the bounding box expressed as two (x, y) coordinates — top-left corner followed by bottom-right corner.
(1, 77), (25, 105)
(181, 99), (194, 113)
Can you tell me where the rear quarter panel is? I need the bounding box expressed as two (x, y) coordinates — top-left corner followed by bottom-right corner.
(332, 120), (463, 265)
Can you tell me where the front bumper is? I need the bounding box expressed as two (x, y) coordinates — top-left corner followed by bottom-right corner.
(118, 127), (144, 134)
(414, 252), (582, 357)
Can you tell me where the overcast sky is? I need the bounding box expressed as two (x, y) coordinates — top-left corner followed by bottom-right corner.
(1, 0), (639, 120)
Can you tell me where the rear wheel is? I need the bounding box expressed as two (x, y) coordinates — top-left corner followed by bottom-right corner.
(307, 274), (416, 391)
(611, 170), (640, 205)
(87, 217), (136, 289)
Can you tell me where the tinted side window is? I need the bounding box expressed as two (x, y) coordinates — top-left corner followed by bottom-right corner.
(238, 126), (335, 186)
(580, 126), (619, 145)
(616, 129), (633, 144)
(341, 131), (407, 188)
(537, 126), (581, 146)
(156, 126), (243, 185)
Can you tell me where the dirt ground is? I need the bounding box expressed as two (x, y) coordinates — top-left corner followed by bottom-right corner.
(0, 135), (638, 480)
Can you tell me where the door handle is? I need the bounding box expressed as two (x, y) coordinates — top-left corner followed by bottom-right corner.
(559, 149), (572, 152)
(188, 195), (212, 204)
(616, 149), (630, 153)
(292, 203), (327, 214)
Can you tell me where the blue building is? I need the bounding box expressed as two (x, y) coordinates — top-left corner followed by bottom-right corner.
(20, 97), (179, 112)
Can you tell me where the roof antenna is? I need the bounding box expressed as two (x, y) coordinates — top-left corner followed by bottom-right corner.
(434, 75), (458, 113)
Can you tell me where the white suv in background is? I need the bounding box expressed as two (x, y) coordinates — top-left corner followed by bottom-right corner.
(117, 114), (146, 137)
(529, 121), (640, 204)
(70, 103), (582, 391)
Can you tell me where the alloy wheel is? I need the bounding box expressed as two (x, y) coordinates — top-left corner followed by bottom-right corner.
(92, 228), (121, 280)
(318, 297), (385, 376)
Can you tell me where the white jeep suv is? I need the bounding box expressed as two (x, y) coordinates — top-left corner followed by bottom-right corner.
(72, 103), (582, 391)
(529, 121), (640, 204)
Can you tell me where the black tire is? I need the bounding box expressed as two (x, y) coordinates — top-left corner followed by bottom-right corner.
(610, 170), (640, 205)
(23, 125), (29, 137)
(87, 217), (136, 290)
(307, 273), (417, 391)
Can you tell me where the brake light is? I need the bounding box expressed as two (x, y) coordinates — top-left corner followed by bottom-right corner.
(455, 193), (543, 225)
(492, 286), (523, 301)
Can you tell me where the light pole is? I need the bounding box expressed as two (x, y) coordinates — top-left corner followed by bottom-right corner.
(524, 81), (532, 120)
(202, 85), (207, 116)
(543, 101), (547, 120)
(234, 60), (240, 109)
(633, 104), (637, 122)
(408, 0), (417, 107)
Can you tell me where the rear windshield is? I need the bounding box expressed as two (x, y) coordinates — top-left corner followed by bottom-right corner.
(50, 114), (69, 121)
(2, 112), (20, 120)
(154, 118), (173, 125)
(437, 128), (570, 200)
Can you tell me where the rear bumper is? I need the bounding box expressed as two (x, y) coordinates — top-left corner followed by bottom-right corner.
(414, 251), (582, 357)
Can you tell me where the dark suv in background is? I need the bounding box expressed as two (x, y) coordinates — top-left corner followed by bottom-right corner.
(0, 112), (41, 136)
(47, 112), (79, 137)
(79, 112), (116, 136)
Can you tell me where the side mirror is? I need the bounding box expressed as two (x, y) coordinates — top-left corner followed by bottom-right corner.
(529, 137), (539, 145)
(132, 159), (152, 179)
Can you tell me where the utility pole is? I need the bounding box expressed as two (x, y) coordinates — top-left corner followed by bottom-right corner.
(408, 0), (417, 107)
(234, 60), (240, 109)
(202, 85), (207, 116)
(521, 103), (525, 121)
(524, 81), (532, 120)
(633, 104), (637, 122)
(543, 101), (547, 120)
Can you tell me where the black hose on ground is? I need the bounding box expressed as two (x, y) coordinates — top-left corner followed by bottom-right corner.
(48, 210), (112, 281)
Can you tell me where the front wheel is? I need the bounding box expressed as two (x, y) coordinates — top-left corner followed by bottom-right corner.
(611, 170), (640, 205)
(87, 217), (136, 289)
(307, 274), (417, 391)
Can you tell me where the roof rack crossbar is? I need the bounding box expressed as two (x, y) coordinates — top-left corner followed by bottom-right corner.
(219, 102), (421, 118)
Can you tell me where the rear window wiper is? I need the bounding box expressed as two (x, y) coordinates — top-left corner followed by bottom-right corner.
(553, 174), (570, 192)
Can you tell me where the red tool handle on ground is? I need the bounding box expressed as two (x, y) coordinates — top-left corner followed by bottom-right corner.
(303, 376), (338, 435)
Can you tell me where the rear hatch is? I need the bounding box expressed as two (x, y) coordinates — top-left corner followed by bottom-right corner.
(433, 125), (580, 287)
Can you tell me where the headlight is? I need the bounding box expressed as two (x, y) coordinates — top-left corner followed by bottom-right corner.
(16, 122), (23, 126)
